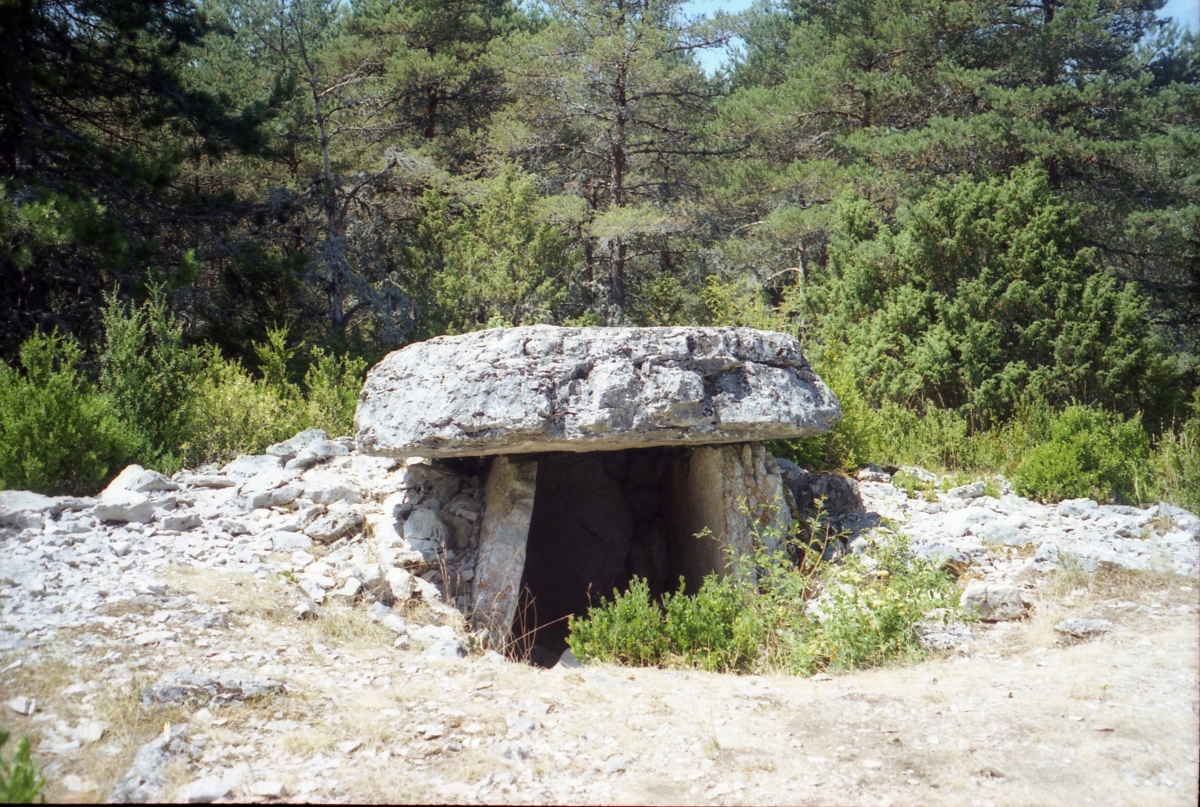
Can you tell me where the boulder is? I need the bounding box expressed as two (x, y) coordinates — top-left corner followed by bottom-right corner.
(776, 459), (865, 521)
(266, 429), (327, 462)
(355, 326), (841, 458)
(95, 490), (155, 523)
(104, 465), (179, 495)
(961, 582), (1027, 622)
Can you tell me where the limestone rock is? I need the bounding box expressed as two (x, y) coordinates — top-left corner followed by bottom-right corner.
(0, 491), (70, 528)
(237, 471), (301, 511)
(355, 326), (841, 458)
(95, 490), (155, 523)
(301, 469), (362, 504)
(1055, 618), (1115, 639)
(104, 465), (179, 495)
(473, 457), (538, 646)
(222, 455), (284, 478)
(176, 775), (230, 804)
(944, 481), (986, 501)
(303, 506), (364, 544)
(286, 439), (350, 470)
(140, 673), (285, 708)
(266, 429), (327, 462)
(961, 582), (1027, 621)
(106, 725), (195, 804)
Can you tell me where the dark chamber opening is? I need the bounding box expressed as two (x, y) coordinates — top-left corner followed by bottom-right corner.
(512, 447), (685, 668)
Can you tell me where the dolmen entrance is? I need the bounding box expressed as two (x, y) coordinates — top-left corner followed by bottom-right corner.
(354, 326), (842, 665)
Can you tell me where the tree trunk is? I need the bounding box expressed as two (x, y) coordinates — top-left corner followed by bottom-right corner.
(608, 0), (628, 324)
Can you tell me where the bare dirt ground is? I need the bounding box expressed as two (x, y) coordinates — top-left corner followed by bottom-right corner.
(2, 562), (1197, 806)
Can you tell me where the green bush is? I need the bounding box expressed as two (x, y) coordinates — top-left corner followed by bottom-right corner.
(1012, 405), (1152, 503)
(0, 731), (45, 803)
(798, 534), (961, 672)
(1151, 389), (1200, 513)
(99, 291), (204, 472)
(567, 527), (964, 676)
(0, 331), (137, 494)
(566, 578), (670, 667)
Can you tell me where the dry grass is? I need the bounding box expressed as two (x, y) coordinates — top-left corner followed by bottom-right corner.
(164, 567), (292, 625)
(0, 655), (185, 804)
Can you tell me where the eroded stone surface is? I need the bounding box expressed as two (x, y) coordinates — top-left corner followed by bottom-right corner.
(355, 326), (841, 458)
(663, 443), (792, 592)
(473, 457), (537, 647)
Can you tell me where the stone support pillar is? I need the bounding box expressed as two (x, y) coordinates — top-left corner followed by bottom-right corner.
(472, 456), (538, 648)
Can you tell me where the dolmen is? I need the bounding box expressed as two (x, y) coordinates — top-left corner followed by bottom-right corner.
(354, 326), (842, 662)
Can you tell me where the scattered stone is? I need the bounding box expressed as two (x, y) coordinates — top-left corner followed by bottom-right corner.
(248, 781), (288, 799)
(944, 481), (986, 500)
(856, 464), (892, 483)
(95, 490), (155, 523)
(336, 739), (363, 755)
(267, 429), (328, 462)
(61, 774), (99, 794)
(302, 470), (362, 504)
(222, 455), (284, 478)
(303, 506), (364, 544)
(133, 630), (177, 646)
(141, 673), (285, 708)
(6, 696), (36, 715)
(176, 775), (231, 804)
(424, 637), (467, 660)
(1055, 618), (1116, 639)
(366, 602), (408, 635)
(271, 532), (313, 552)
(329, 577), (362, 605)
(961, 582), (1027, 622)
(385, 567), (418, 603)
(917, 622), (975, 652)
(160, 511), (202, 532)
(294, 600), (320, 620)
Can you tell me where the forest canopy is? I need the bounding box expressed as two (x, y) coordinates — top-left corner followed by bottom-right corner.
(1, 0), (1197, 501)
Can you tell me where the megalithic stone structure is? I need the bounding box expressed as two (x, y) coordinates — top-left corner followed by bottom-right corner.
(354, 326), (842, 655)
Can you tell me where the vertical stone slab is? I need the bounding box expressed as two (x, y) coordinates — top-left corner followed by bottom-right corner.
(662, 443), (791, 592)
(472, 456), (538, 648)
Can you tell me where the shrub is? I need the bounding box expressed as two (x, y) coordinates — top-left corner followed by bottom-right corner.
(1012, 405), (1152, 503)
(0, 731), (45, 803)
(1150, 389), (1200, 512)
(566, 578), (670, 667)
(0, 331), (137, 494)
(99, 291), (204, 472)
(567, 525), (964, 676)
(301, 347), (367, 437)
(796, 533), (961, 672)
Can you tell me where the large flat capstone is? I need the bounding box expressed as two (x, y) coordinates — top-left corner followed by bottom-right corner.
(355, 326), (841, 458)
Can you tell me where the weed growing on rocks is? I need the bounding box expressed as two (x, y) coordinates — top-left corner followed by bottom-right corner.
(567, 524), (966, 676)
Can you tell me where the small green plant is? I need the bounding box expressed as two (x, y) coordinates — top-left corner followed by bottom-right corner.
(0, 731), (46, 803)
